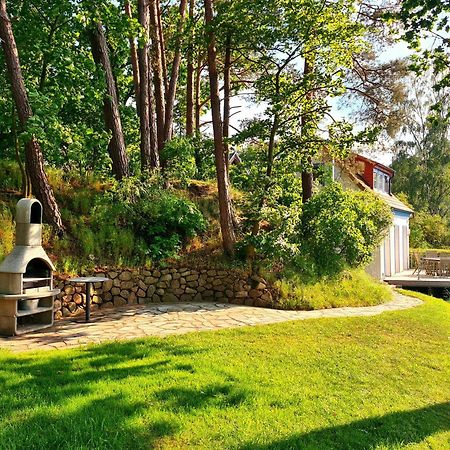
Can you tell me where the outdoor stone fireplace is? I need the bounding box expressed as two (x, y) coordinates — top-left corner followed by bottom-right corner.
(0, 198), (60, 336)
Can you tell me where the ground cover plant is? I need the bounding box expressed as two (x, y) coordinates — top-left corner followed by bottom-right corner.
(0, 292), (448, 449)
(272, 269), (392, 310)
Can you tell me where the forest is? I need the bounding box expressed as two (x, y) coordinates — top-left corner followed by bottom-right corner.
(0, 0), (449, 307)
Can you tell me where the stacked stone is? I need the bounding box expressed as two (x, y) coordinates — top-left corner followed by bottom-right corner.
(53, 267), (274, 319)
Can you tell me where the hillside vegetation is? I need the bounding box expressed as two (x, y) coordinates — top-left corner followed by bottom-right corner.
(0, 160), (392, 309)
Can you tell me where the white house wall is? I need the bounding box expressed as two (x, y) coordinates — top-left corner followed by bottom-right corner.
(377, 211), (410, 278)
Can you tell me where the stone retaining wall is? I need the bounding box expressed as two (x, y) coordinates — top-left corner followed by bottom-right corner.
(53, 267), (274, 319)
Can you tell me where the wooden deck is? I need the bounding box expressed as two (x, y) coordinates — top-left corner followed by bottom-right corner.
(385, 269), (450, 288)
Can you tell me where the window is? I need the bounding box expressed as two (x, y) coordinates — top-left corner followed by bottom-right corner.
(373, 169), (390, 194)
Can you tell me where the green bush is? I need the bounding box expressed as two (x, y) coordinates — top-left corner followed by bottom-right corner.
(409, 211), (450, 248)
(243, 183), (392, 280)
(0, 204), (14, 263)
(191, 135), (216, 180)
(92, 177), (206, 261)
(0, 160), (22, 191)
(160, 137), (196, 185)
(302, 183), (392, 275)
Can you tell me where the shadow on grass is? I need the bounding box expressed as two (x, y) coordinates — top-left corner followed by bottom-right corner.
(0, 339), (204, 448)
(240, 402), (450, 450)
(0, 338), (247, 449)
(155, 384), (247, 412)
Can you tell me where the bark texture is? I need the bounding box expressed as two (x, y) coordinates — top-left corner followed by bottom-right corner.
(90, 21), (129, 180)
(163, 0), (188, 142)
(149, 0), (166, 151)
(204, 0), (235, 255)
(185, 0), (195, 136)
(0, 0), (64, 231)
(223, 34), (232, 169)
(125, 1), (140, 108)
(137, 0), (159, 169)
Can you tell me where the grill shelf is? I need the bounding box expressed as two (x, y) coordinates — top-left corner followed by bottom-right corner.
(16, 306), (54, 317)
(0, 289), (60, 300)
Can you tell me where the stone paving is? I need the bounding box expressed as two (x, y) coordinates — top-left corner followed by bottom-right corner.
(0, 292), (422, 353)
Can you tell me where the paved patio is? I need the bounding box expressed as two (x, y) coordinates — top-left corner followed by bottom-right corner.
(0, 292), (422, 352)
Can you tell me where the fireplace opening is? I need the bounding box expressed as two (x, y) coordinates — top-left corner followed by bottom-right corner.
(30, 202), (42, 224)
(24, 258), (51, 279)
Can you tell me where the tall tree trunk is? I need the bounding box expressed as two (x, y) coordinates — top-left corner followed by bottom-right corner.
(163, 0), (188, 143)
(223, 33), (232, 169)
(125, 1), (140, 110)
(149, 0), (166, 151)
(194, 54), (202, 132)
(204, 0), (235, 255)
(185, 0), (195, 136)
(137, 0), (151, 170)
(301, 57), (314, 203)
(156, 0), (169, 93)
(147, 60), (159, 168)
(90, 21), (129, 180)
(137, 0), (159, 170)
(0, 0), (63, 231)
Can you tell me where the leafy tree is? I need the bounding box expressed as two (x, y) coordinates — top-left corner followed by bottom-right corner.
(396, 0), (450, 102)
(0, 0), (63, 231)
(409, 211), (450, 248)
(204, 0), (236, 255)
(225, 0), (379, 241)
(392, 75), (450, 218)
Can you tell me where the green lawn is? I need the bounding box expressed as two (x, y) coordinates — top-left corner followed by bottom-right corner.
(0, 291), (449, 449)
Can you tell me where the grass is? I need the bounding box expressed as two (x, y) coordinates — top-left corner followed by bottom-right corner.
(272, 268), (393, 310)
(0, 291), (448, 449)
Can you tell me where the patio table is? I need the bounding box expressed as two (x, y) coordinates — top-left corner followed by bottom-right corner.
(418, 257), (450, 279)
(68, 276), (110, 322)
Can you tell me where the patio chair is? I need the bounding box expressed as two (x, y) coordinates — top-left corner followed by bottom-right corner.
(439, 259), (450, 277)
(424, 258), (440, 276)
(411, 252), (422, 276)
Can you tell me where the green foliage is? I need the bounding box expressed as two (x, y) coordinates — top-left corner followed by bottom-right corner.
(0, 203), (14, 263)
(92, 177), (206, 261)
(191, 135), (216, 181)
(241, 183), (392, 279)
(409, 212), (450, 249)
(392, 77), (450, 220)
(395, 0), (450, 95)
(302, 183), (392, 275)
(231, 143), (304, 228)
(272, 269), (392, 310)
(0, 160), (22, 191)
(160, 137), (196, 185)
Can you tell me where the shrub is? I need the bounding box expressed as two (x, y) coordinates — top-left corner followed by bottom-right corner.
(409, 211), (450, 248)
(0, 204), (14, 263)
(301, 183), (392, 275)
(160, 137), (196, 185)
(191, 135), (216, 180)
(92, 177), (206, 261)
(0, 160), (23, 191)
